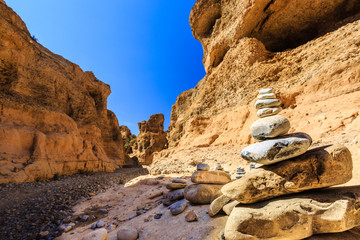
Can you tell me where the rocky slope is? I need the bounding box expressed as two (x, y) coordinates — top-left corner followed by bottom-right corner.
(152, 0), (360, 174)
(0, 2), (128, 183)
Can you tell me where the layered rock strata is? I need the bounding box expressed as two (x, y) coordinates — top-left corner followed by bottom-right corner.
(0, 2), (128, 183)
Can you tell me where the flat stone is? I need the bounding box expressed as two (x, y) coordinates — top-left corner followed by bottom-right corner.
(166, 182), (187, 190)
(191, 171), (231, 184)
(224, 187), (360, 240)
(82, 228), (108, 240)
(209, 195), (231, 217)
(257, 93), (276, 99)
(117, 227), (138, 240)
(250, 115), (290, 140)
(241, 133), (312, 165)
(258, 88), (273, 94)
(223, 201), (240, 216)
(184, 183), (224, 204)
(255, 99), (281, 109)
(167, 189), (184, 201)
(197, 163), (210, 171)
(185, 210), (198, 222)
(224, 145), (352, 204)
(162, 198), (176, 206)
(172, 178), (187, 184)
(257, 107), (281, 118)
(169, 199), (188, 215)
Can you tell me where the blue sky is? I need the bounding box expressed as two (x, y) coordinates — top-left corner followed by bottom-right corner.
(6, 0), (205, 134)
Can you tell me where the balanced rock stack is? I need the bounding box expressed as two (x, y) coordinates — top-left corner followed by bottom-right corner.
(163, 178), (188, 215)
(210, 88), (356, 239)
(184, 163), (231, 204)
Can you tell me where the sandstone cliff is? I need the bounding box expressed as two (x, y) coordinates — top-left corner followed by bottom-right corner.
(152, 0), (360, 175)
(0, 2), (128, 183)
(132, 114), (168, 165)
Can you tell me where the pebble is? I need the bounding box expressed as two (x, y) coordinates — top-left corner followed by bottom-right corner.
(196, 163), (210, 171)
(81, 228), (108, 240)
(250, 115), (290, 140)
(185, 210), (198, 222)
(259, 88), (273, 94)
(241, 133), (312, 165)
(64, 225), (72, 232)
(81, 215), (90, 222)
(96, 220), (105, 228)
(98, 209), (108, 214)
(257, 107), (281, 118)
(154, 213), (163, 219)
(167, 189), (185, 201)
(169, 199), (188, 215)
(162, 198), (176, 206)
(117, 227), (138, 240)
(255, 99), (281, 109)
(257, 93), (276, 99)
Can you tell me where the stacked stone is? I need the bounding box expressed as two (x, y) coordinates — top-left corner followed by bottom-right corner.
(241, 88), (312, 165)
(184, 163), (231, 204)
(209, 88), (354, 239)
(235, 167), (245, 179)
(163, 178), (188, 214)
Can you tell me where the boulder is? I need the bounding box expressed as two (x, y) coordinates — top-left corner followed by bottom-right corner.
(117, 227), (138, 240)
(82, 229), (108, 240)
(241, 133), (312, 165)
(191, 171), (231, 184)
(209, 195), (231, 217)
(224, 187), (360, 240)
(250, 115), (290, 140)
(184, 183), (223, 204)
(224, 145), (352, 204)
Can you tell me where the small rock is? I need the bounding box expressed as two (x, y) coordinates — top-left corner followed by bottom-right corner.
(64, 225), (72, 232)
(172, 178), (187, 184)
(196, 163), (210, 171)
(215, 163), (223, 170)
(218, 229), (225, 240)
(258, 88), (273, 94)
(169, 199), (188, 215)
(166, 182), (187, 190)
(154, 213), (163, 219)
(209, 195), (231, 217)
(129, 214), (137, 220)
(81, 215), (90, 222)
(58, 225), (66, 231)
(98, 209), (108, 214)
(96, 220), (105, 228)
(185, 210), (198, 222)
(162, 198), (176, 206)
(40, 231), (49, 237)
(255, 98), (281, 109)
(257, 107), (281, 118)
(117, 227), (138, 240)
(257, 93), (276, 99)
(167, 189), (184, 201)
(241, 132), (312, 165)
(91, 223), (97, 229)
(250, 115), (290, 140)
(191, 171), (231, 184)
(106, 223), (116, 232)
(81, 228), (108, 240)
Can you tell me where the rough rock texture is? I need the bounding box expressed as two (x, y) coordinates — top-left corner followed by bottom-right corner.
(208, 194), (231, 217)
(154, 0), (360, 176)
(224, 187), (360, 240)
(223, 144), (353, 203)
(132, 114), (168, 165)
(0, 2), (128, 183)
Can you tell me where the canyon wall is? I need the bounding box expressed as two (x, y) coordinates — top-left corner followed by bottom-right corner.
(0, 2), (128, 183)
(152, 0), (360, 174)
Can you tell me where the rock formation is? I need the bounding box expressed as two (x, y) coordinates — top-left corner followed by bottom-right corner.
(0, 2), (128, 183)
(132, 114), (168, 165)
(160, 0), (360, 172)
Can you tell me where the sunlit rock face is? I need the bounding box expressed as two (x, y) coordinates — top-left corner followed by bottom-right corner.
(0, 1), (128, 183)
(164, 0), (360, 164)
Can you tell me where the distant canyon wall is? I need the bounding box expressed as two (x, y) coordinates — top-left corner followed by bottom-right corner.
(166, 0), (360, 154)
(0, 2), (128, 183)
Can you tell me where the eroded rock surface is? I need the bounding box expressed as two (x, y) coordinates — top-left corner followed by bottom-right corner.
(224, 187), (360, 240)
(132, 114), (168, 165)
(0, 2), (128, 183)
(223, 145), (352, 203)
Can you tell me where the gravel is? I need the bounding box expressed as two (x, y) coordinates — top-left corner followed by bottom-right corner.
(0, 168), (148, 240)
